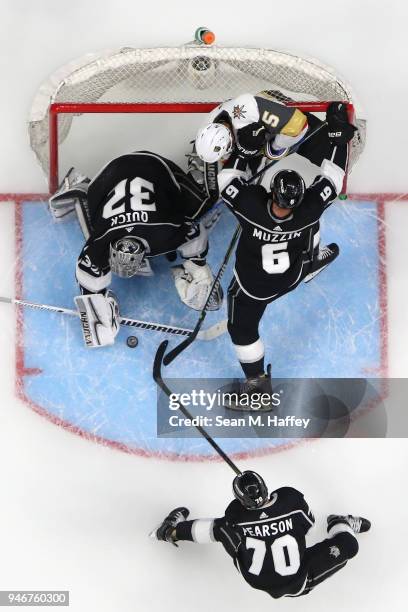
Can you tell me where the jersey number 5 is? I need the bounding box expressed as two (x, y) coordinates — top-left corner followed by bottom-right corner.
(103, 177), (157, 219)
(246, 535), (301, 577)
(261, 111), (280, 127)
(261, 242), (290, 274)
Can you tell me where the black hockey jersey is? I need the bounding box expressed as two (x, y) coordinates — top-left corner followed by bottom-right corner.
(224, 487), (315, 598)
(76, 151), (212, 293)
(221, 143), (347, 299)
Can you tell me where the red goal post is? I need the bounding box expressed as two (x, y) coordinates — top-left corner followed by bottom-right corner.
(48, 100), (355, 194)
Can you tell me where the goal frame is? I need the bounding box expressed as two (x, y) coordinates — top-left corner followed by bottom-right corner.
(48, 101), (354, 194)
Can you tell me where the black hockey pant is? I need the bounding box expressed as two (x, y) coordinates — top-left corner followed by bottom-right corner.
(294, 531), (359, 597)
(227, 264), (313, 347)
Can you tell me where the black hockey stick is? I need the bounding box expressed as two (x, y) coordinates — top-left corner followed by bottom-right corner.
(153, 340), (242, 475)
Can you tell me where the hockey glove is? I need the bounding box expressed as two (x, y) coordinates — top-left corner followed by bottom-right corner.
(326, 102), (357, 145)
(235, 123), (266, 159)
(74, 290), (120, 348)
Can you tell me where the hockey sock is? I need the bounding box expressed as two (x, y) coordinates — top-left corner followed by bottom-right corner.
(175, 519), (215, 544)
(175, 520), (195, 542)
(240, 357), (265, 378)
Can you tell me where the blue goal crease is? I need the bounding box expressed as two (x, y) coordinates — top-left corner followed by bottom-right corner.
(18, 198), (382, 457)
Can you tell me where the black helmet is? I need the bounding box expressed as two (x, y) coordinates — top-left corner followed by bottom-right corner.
(271, 169), (305, 209)
(233, 471), (269, 510)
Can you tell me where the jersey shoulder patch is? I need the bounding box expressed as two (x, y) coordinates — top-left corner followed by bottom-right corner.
(221, 94), (260, 129)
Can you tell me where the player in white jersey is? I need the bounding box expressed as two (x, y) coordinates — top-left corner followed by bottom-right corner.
(194, 92), (356, 195)
(194, 91), (310, 190)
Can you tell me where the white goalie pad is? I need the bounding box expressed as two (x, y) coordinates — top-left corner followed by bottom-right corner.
(172, 260), (222, 311)
(49, 167), (90, 221)
(74, 291), (120, 348)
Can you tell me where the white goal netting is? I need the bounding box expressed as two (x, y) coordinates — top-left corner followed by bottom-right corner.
(28, 41), (366, 188)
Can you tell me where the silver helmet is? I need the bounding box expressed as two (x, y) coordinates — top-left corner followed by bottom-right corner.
(109, 237), (146, 278)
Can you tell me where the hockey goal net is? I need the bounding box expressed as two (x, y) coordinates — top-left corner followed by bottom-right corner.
(28, 35), (366, 193)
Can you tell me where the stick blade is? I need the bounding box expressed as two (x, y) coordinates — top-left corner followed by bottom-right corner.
(153, 340), (169, 385)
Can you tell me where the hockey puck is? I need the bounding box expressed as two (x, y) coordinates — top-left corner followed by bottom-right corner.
(126, 335), (139, 348)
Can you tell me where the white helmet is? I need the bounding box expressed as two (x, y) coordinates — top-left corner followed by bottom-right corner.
(195, 123), (233, 163)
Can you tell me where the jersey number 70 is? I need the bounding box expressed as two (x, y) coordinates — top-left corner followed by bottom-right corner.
(246, 534), (301, 576)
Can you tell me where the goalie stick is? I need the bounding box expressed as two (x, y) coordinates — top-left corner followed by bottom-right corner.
(0, 296), (227, 341)
(153, 340), (242, 475)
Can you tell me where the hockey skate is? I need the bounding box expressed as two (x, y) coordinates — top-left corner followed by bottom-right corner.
(303, 243), (339, 283)
(223, 365), (274, 412)
(327, 514), (371, 534)
(149, 507), (190, 546)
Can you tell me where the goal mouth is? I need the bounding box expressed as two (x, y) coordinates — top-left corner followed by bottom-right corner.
(28, 40), (366, 193)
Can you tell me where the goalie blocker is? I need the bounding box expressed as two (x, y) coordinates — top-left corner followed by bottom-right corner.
(74, 291), (120, 348)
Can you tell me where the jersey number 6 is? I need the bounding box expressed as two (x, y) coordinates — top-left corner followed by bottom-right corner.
(261, 242), (290, 274)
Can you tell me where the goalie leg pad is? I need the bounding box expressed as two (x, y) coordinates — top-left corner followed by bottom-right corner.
(74, 291), (120, 348)
(172, 260), (223, 311)
(49, 167), (90, 221)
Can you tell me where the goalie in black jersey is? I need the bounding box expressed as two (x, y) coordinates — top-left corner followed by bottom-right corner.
(48, 151), (220, 348)
(150, 471), (371, 599)
(218, 104), (356, 407)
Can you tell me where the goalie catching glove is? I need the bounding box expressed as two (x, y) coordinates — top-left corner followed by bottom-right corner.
(326, 102), (357, 145)
(172, 260), (223, 311)
(74, 290), (120, 348)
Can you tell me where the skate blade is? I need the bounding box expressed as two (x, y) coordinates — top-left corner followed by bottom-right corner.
(303, 262), (329, 283)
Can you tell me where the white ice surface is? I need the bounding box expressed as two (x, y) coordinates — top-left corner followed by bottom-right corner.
(1, 2), (408, 610)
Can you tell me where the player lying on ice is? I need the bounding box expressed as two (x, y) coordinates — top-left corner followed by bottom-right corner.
(151, 470), (370, 599)
(48, 151), (222, 348)
(218, 103), (357, 409)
